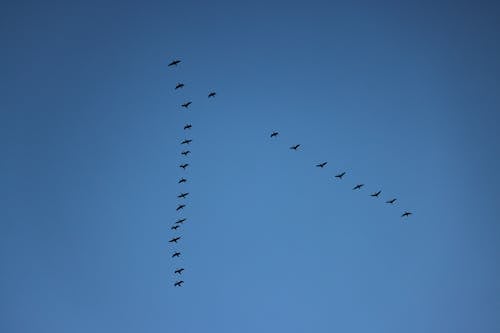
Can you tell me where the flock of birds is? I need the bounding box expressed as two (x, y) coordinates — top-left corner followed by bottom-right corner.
(169, 59), (217, 287)
(168, 58), (412, 288)
(269, 131), (413, 218)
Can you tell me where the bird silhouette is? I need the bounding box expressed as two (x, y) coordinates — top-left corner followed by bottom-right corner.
(208, 92), (216, 98)
(181, 139), (192, 145)
(172, 252), (181, 258)
(176, 204), (185, 211)
(290, 144), (300, 150)
(179, 163), (189, 170)
(175, 83), (184, 89)
(168, 60), (181, 66)
(353, 184), (364, 190)
(171, 225), (180, 230)
(401, 211), (412, 217)
(335, 172), (346, 179)
(177, 192), (189, 199)
(175, 218), (186, 224)
(386, 198), (397, 204)
(174, 280), (184, 287)
(169, 237), (181, 243)
(174, 268), (185, 275)
(316, 162), (328, 168)
(181, 150), (191, 156)
(270, 131), (279, 138)
(371, 190), (381, 197)
(184, 124), (192, 130)
(181, 101), (192, 108)
(178, 178), (187, 184)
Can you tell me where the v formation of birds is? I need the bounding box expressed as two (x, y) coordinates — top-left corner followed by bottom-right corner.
(168, 58), (412, 288)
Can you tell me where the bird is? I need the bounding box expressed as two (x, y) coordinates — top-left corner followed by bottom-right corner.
(208, 91), (216, 98)
(371, 191), (381, 197)
(171, 225), (180, 230)
(178, 177), (187, 184)
(175, 268), (185, 275)
(181, 139), (192, 145)
(169, 236), (181, 243)
(176, 204), (186, 211)
(177, 192), (189, 199)
(168, 60), (181, 66)
(290, 144), (300, 150)
(353, 184), (364, 190)
(175, 218), (186, 224)
(181, 150), (191, 156)
(181, 101), (192, 108)
(175, 83), (184, 89)
(401, 211), (412, 217)
(172, 252), (181, 258)
(386, 198), (397, 204)
(179, 163), (189, 170)
(316, 162), (328, 168)
(270, 131), (279, 138)
(184, 124), (192, 130)
(174, 280), (184, 287)
(335, 172), (346, 179)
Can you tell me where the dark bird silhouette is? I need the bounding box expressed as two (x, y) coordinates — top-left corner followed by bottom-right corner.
(316, 162), (328, 168)
(208, 91), (216, 98)
(184, 124), (192, 130)
(386, 198), (397, 204)
(175, 218), (186, 224)
(181, 150), (190, 156)
(177, 192), (189, 199)
(172, 252), (181, 258)
(335, 172), (346, 179)
(401, 211), (412, 217)
(176, 204), (185, 211)
(290, 144), (300, 150)
(181, 101), (192, 108)
(179, 163), (189, 170)
(270, 131), (279, 138)
(181, 139), (192, 145)
(175, 268), (185, 275)
(371, 191), (381, 197)
(174, 280), (184, 287)
(171, 225), (180, 230)
(168, 60), (181, 66)
(169, 236), (181, 243)
(353, 184), (364, 190)
(178, 177), (187, 184)
(175, 83), (184, 89)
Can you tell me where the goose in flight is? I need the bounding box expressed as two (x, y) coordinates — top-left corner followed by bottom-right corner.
(290, 144), (300, 150)
(353, 184), (364, 190)
(371, 191), (381, 197)
(401, 211), (412, 217)
(184, 124), (192, 130)
(171, 225), (180, 230)
(168, 60), (181, 66)
(175, 83), (184, 89)
(178, 178), (187, 184)
(172, 252), (181, 258)
(175, 218), (186, 224)
(316, 162), (328, 168)
(176, 204), (186, 211)
(177, 192), (189, 199)
(169, 236), (181, 243)
(181, 101), (192, 108)
(270, 131), (279, 138)
(181, 139), (192, 145)
(174, 268), (185, 275)
(335, 172), (346, 179)
(179, 163), (189, 170)
(181, 150), (191, 156)
(208, 92), (216, 98)
(386, 198), (397, 204)
(174, 280), (184, 287)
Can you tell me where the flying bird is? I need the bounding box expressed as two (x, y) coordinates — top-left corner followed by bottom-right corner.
(270, 131), (279, 138)
(169, 236), (181, 243)
(177, 192), (189, 199)
(208, 91), (216, 98)
(353, 184), (364, 190)
(175, 83), (184, 89)
(174, 268), (185, 275)
(181, 139), (192, 145)
(168, 60), (181, 66)
(176, 204), (186, 211)
(316, 162), (328, 168)
(171, 225), (180, 230)
(179, 163), (189, 170)
(178, 178), (187, 184)
(184, 124), (192, 130)
(181, 150), (191, 156)
(181, 101), (192, 108)
(386, 198), (397, 204)
(290, 144), (300, 150)
(175, 218), (186, 224)
(335, 172), (346, 179)
(371, 191), (381, 197)
(172, 252), (181, 258)
(401, 211), (412, 217)
(174, 280), (184, 287)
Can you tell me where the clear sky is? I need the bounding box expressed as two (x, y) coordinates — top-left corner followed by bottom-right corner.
(1, 0), (499, 332)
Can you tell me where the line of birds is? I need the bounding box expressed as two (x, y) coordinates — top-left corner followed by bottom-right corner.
(169, 59), (217, 287)
(270, 131), (413, 219)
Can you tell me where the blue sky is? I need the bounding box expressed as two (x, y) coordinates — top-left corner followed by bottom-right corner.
(1, 0), (499, 332)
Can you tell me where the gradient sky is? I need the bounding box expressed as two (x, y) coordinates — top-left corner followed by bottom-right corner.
(1, 1), (499, 332)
